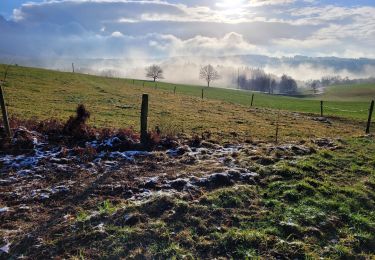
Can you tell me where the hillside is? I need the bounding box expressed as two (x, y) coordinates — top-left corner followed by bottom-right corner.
(0, 65), (375, 259)
(318, 83), (375, 102)
(1, 65), (373, 140)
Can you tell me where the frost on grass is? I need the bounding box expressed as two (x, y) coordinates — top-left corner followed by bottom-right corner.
(2, 108), (367, 259)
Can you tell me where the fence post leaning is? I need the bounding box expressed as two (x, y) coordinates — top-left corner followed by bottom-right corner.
(0, 84), (11, 138)
(275, 110), (280, 144)
(366, 100), (374, 134)
(251, 93), (254, 107)
(141, 94), (149, 146)
(0, 65), (12, 138)
(320, 100), (324, 117)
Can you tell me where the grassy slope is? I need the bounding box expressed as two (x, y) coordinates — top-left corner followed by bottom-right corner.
(318, 83), (375, 102)
(0, 65), (372, 142)
(138, 80), (374, 120)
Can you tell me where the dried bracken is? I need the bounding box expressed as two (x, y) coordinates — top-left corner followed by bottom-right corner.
(63, 104), (92, 140)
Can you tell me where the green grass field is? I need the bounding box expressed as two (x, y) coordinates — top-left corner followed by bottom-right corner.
(318, 83), (375, 102)
(4, 65), (374, 120)
(130, 79), (374, 120)
(1, 65), (373, 141)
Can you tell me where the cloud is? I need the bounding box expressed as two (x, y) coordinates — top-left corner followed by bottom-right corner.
(111, 31), (124, 37)
(248, 0), (296, 6)
(0, 0), (374, 61)
(150, 32), (263, 57)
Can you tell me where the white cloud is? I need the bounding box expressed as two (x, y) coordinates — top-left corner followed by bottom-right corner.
(0, 0), (374, 60)
(153, 32), (263, 57)
(118, 18), (138, 23)
(248, 0), (295, 6)
(111, 31), (124, 37)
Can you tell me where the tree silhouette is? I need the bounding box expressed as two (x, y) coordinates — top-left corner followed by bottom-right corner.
(200, 64), (220, 87)
(146, 65), (164, 82)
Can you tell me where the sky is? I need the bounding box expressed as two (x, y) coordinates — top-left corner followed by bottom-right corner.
(0, 0), (374, 60)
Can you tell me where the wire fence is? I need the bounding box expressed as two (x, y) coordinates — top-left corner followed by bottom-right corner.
(125, 79), (375, 133)
(324, 106), (369, 113)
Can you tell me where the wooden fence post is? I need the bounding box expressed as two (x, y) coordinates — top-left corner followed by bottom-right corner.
(143, 81), (145, 87)
(201, 88), (204, 99)
(320, 101), (324, 117)
(251, 93), (254, 107)
(132, 79), (135, 85)
(275, 110), (280, 144)
(0, 84), (11, 137)
(174, 86), (176, 94)
(366, 100), (374, 134)
(1, 65), (11, 138)
(141, 94), (149, 146)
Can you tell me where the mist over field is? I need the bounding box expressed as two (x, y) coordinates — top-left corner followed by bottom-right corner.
(2, 55), (375, 87)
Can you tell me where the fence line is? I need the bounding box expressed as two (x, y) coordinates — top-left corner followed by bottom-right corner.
(324, 106), (368, 113)
(134, 81), (373, 119)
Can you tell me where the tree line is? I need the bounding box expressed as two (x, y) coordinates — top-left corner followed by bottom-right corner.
(237, 68), (298, 94)
(307, 75), (375, 94)
(145, 64), (299, 95)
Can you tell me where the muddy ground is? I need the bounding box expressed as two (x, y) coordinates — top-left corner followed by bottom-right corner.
(0, 122), (345, 259)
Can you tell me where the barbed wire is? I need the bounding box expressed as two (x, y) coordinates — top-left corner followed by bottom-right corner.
(324, 106), (368, 113)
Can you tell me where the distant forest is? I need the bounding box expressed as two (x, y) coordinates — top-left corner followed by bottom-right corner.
(235, 68), (298, 94)
(235, 68), (375, 95)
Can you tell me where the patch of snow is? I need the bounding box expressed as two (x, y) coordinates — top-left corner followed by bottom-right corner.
(18, 205), (30, 211)
(129, 189), (153, 201)
(108, 151), (149, 161)
(51, 185), (69, 194)
(39, 193), (50, 200)
(0, 243), (10, 254)
(95, 223), (105, 233)
(105, 137), (121, 147)
(0, 207), (9, 213)
(17, 169), (33, 176)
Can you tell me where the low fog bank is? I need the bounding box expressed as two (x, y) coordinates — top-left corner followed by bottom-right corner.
(264, 63), (375, 82)
(1, 55), (375, 89)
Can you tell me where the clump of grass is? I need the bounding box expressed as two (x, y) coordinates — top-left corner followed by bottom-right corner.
(200, 185), (257, 208)
(216, 228), (268, 258)
(98, 200), (117, 215)
(76, 210), (90, 222)
(149, 242), (193, 259)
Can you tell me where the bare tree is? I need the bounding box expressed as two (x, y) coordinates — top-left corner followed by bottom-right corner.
(279, 74), (298, 94)
(269, 78), (277, 94)
(200, 64), (220, 87)
(146, 64), (164, 82)
(308, 80), (320, 94)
